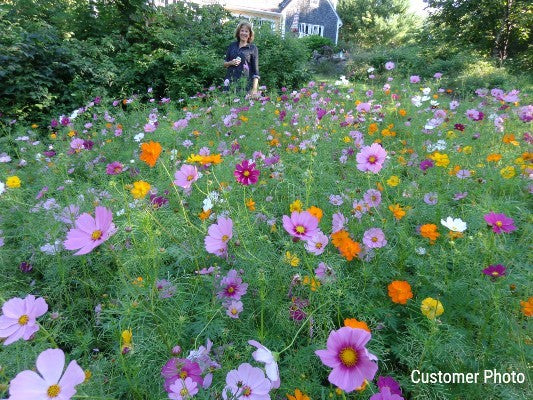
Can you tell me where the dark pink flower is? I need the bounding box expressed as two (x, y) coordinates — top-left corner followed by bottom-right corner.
(161, 358), (203, 392)
(234, 160), (260, 185)
(106, 161), (124, 175)
(482, 264), (507, 279)
(483, 212), (517, 234)
(217, 270), (248, 301)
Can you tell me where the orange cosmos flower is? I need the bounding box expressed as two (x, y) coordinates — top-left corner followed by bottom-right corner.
(398, 109), (407, 117)
(344, 318), (371, 332)
(388, 281), (413, 304)
(307, 206), (323, 221)
(520, 297), (533, 317)
(388, 204), (406, 220)
(140, 141), (162, 167)
(486, 153), (502, 162)
(246, 198), (256, 211)
(287, 389), (310, 400)
(199, 209), (212, 221)
(368, 123), (378, 135)
(420, 224), (440, 244)
(331, 230), (361, 261)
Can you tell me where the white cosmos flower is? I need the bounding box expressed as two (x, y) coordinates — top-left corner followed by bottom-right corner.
(441, 217), (467, 232)
(248, 340), (280, 389)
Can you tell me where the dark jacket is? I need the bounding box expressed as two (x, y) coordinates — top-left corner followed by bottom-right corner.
(224, 41), (260, 85)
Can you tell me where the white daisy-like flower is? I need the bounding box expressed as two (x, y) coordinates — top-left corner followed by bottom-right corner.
(440, 217), (467, 232)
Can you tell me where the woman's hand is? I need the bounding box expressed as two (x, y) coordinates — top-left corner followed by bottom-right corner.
(232, 57), (241, 66)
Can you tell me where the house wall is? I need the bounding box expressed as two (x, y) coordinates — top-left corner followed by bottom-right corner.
(283, 0), (340, 44)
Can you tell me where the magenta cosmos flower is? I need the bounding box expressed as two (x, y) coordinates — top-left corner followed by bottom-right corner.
(0, 294), (48, 346)
(105, 161), (124, 175)
(282, 211), (319, 241)
(222, 363), (271, 400)
(204, 217), (233, 256)
(9, 348), (85, 399)
(483, 212), (517, 234)
(356, 143), (387, 173)
(315, 327), (378, 392)
(363, 228), (387, 249)
(482, 264), (507, 279)
(161, 358), (203, 392)
(234, 160), (260, 185)
(173, 164), (199, 189)
(63, 206), (117, 255)
(217, 269), (248, 301)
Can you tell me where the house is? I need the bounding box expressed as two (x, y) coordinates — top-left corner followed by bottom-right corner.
(153, 0), (342, 45)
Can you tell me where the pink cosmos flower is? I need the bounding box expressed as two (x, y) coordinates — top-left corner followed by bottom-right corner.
(370, 387), (405, 400)
(63, 206), (117, 255)
(234, 160), (260, 186)
(70, 138), (85, 152)
(385, 61), (395, 70)
(410, 75), (420, 83)
(222, 363), (271, 400)
(226, 300), (243, 318)
(0, 294), (48, 346)
(173, 164), (199, 189)
(173, 119), (188, 131)
(356, 102), (371, 113)
(356, 143), (387, 173)
(483, 212), (517, 234)
(8, 348), (85, 399)
(169, 377), (199, 400)
(204, 217), (233, 256)
(106, 161), (124, 175)
(304, 231), (329, 255)
(161, 358), (203, 392)
(217, 270), (248, 301)
(315, 327), (378, 393)
(282, 211), (319, 241)
(363, 189), (382, 208)
(332, 212), (347, 233)
(363, 228), (387, 248)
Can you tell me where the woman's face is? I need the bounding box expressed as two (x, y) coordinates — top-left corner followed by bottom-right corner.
(239, 27), (250, 43)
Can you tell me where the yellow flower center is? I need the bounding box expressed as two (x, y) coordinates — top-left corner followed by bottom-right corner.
(18, 314), (29, 325)
(187, 175), (194, 181)
(227, 286), (235, 294)
(180, 371), (188, 379)
(368, 156), (376, 163)
(180, 388), (189, 396)
(91, 230), (103, 240)
(243, 170), (250, 177)
(222, 235), (229, 243)
(47, 384), (61, 397)
(243, 387), (252, 396)
(491, 271), (499, 277)
(371, 237), (378, 242)
(295, 225), (305, 234)
(231, 308), (238, 315)
(315, 243), (323, 249)
(495, 221), (503, 227)
(339, 347), (358, 367)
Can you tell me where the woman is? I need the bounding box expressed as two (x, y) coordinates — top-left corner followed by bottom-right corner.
(223, 22), (260, 98)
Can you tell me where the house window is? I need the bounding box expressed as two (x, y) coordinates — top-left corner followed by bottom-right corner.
(299, 23), (324, 38)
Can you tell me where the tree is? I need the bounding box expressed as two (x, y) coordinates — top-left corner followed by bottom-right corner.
(337, 0), (420, 48)
(424, 0), (532, 66)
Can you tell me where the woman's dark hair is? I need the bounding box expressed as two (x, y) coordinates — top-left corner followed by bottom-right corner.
(234, 21), (254, 43)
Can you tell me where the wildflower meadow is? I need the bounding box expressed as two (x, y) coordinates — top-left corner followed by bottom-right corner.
(0, 66), (532, 400)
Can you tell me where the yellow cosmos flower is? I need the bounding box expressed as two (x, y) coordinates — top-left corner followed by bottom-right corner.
(421, 297), (444, 319)
(500, 166), (516, 179)
(289, 199), (303, 212)
(284, 251), (300, 267)
(429, 152), (450, 167)
(6, 176), (21, 188)
(386, 175), (400, 187)
(131, 180), (151, 198)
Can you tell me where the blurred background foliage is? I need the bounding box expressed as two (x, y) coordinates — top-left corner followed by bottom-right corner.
(0, 0), (531, 124)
